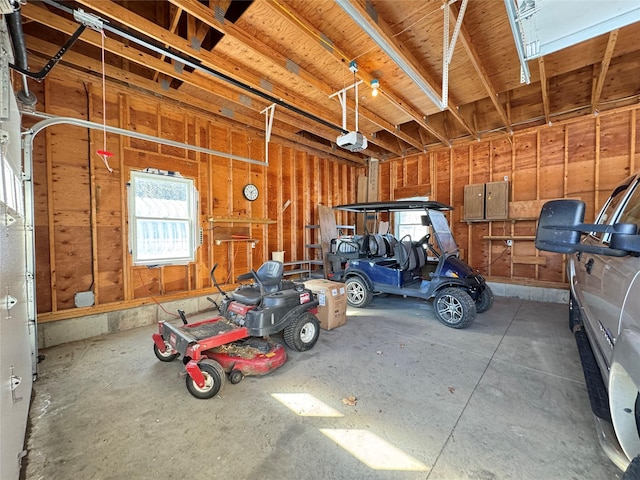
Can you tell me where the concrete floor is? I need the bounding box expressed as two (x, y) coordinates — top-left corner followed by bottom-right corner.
(24, 296), (621, 480)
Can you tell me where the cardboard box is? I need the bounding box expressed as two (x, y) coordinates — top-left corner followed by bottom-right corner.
(303, 279), (347, 330)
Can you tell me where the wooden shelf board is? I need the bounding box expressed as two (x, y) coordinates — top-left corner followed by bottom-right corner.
(209, 217), (276, 224)
(483, 235), (536, 240)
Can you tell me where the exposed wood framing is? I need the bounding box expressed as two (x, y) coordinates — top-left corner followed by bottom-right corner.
(591, 29), (619, 114)
(538, 57), (551, 125)
(170, 0), (422, 153)
(263, 0), (448, 148)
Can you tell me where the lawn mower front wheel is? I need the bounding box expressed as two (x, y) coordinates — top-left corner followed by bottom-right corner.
(153, 339), (179, 362)
(185, 359), (226, 399)
(284, 311), (320, 352)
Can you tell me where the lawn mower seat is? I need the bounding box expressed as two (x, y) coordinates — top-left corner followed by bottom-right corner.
(231, 261), (285, 305)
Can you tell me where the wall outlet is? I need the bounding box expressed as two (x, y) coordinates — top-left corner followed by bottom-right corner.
(506, 239), (513, 247)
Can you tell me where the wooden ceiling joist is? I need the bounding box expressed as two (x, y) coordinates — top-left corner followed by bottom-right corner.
(450, 2), (511, 134)
(264, 0), (449, 149)
(23, 33), (366, 164)
(71, 0), (370, 154)
(169, 0), (423, 154)
(591, 29), (619, 114)
(538, 57), (551, 125)
(338, 0), (475, 141)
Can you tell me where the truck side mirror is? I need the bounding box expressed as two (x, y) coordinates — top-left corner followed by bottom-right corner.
(535, 200), (585, 253)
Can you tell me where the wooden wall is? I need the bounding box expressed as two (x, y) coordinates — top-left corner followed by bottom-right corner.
(29, 66), (640, 323)
(29, 66), (364, 322)
(381, 107), (640, 287)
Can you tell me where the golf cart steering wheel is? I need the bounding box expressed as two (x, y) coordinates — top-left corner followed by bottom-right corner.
(416, 233), (431, 246)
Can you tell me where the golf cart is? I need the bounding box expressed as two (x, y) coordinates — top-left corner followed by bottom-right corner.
(326, 201), (492, 329)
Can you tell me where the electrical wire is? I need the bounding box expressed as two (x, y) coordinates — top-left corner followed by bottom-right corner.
(137, 269), (181, 319)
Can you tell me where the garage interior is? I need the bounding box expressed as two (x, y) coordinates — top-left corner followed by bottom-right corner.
(2, 0), (640, 479)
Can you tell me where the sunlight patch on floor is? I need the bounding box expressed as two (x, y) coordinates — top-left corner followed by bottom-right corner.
(320, 428), (429, 471)
(271, 393), (344, 417)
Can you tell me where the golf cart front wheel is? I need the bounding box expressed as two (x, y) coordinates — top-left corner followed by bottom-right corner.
(434, 287), (476, 329)
(346, 276), (373, 308)
(185, 359), (226, 399)
(284, 311), (320, 352)
(153, 339), (179, 362)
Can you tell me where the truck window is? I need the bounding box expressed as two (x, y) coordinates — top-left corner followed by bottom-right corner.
(614, 181), (640, 230)
(593, 178), (636, 242)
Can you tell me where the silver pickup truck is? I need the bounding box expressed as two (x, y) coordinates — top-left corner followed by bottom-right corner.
(535, 173), (640, 478)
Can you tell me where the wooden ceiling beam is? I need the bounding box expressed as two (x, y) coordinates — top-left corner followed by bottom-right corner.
(591, 29), (619, 114)
(72, 0), (360, 147)
(27, 42), (366, 164)
(265, 0), (448, 148)
(169, 0), (420, 153)
(450, 2), (511, 133)
(153, 5), (183, 83)
(340, 0), (475, 140)
(538, 57), (551, 125)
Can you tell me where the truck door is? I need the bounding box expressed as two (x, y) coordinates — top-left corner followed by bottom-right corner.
(579, 178), (640, 367)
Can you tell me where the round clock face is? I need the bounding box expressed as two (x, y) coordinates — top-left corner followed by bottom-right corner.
(243, 183), (259, 201)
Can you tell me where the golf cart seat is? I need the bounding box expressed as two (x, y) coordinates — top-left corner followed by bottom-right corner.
(231, 261), (285, 305)
(395, 238), (427, 272)
(366, 233), (390, 257)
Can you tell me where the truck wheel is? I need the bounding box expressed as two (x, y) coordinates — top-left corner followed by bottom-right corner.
(434, 287), (476, 329)
(154, 339), (179, 362)
(623, 456), (640, 479)
(569, 292), (583, 332)
(284, 311), (320, 352)
(475, 285), (494, 313)
(185, 359), (226, 399)
(346, 276), (373, 308)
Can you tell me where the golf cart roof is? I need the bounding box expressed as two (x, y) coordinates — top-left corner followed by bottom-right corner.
(333, 200), (453, 213)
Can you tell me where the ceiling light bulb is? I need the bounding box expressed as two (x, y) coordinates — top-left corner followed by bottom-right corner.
(371, 79), (380, 97)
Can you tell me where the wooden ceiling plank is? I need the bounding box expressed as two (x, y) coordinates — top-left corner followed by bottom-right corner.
(72, 0), (357, 147)
(153, 5), (183, 82)
(538, 57), (551, 125)
(342, 0), (474, 139)
(450, 2), (510, 132)
(20, 10), (365, 164)
(264, 0), (448, 149)
(591, 29), (619, 114)
(169, 0), (421, 152)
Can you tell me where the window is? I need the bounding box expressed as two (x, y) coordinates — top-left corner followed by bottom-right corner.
(128, 170), (199, 266)
(395, 197), (428, 241)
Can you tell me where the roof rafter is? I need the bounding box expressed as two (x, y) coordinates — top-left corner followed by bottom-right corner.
(340, 0), (475, 140)
(264, 0), (449, 148)
(71, 0), (382, 153)
(449, 2), (510, 134)
(538, 57), (551, 125)
(21, 5), (367, 163)
(591, 29), (619, 114)
(169, 0), (422, 153)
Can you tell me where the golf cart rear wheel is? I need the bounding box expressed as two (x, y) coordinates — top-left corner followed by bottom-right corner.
(346, 276), (373, 308)
(185, 359), (226, 399)
(154, 340), (179, 362)
(434, 287), (476, 329)
(475, 285), (494, 313)
(284, 312), (320, 352)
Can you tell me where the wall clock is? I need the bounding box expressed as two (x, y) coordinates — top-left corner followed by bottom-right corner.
(243, 183), (259, 201)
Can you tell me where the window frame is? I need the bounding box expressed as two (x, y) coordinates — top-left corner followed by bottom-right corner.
(128, 170), (199, 266)
(394, 196), (429, 241)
